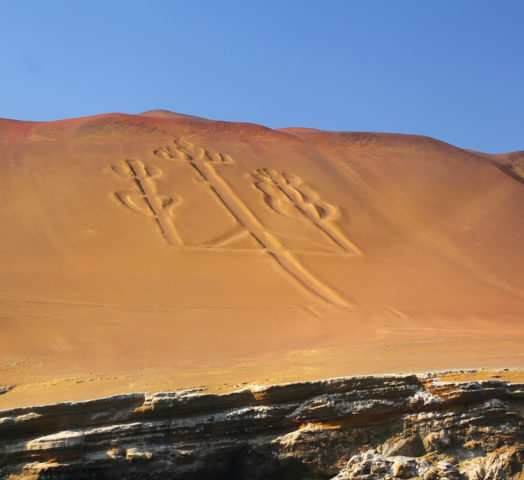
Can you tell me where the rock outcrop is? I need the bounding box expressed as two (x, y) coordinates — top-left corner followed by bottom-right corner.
(0, 372), (523, 479)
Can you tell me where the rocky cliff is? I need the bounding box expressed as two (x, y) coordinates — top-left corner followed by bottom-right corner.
(1, 372), (523, 479)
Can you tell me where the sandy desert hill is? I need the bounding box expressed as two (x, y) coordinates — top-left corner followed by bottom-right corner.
(0, 110), (523, 408)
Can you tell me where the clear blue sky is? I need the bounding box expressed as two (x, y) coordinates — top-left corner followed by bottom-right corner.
(1, 1), (522, 153)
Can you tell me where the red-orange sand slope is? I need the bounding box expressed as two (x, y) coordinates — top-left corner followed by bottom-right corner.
(0, 111), (523, 407)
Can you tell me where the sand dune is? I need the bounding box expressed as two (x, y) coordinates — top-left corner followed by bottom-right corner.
(0, 112), (522, 407)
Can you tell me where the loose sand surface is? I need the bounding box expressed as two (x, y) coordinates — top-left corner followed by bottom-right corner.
(0, 110), (523, 408)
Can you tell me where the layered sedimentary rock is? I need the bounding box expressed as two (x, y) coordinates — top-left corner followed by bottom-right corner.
(1, 372), (523, 479)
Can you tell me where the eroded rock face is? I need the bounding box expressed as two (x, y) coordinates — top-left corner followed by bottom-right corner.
(0, 373), (523, 479)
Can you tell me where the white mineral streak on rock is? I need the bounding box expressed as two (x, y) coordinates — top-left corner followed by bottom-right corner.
(26, 430), (85, 451)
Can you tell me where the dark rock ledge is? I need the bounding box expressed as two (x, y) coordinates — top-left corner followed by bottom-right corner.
(0, 372), (522, 479)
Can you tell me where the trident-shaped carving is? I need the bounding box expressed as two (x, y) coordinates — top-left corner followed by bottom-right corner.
(154, 140), (234, 166)
(112, 159), (183, 247)
(154, 139), (250, 248)
(152, 139), (350, 306)
(253, 168), (362, 256)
